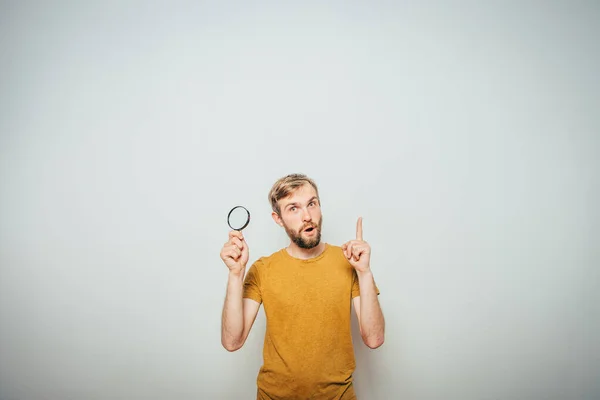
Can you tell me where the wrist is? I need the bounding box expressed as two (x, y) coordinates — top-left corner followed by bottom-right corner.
(356, 269), (373, 280)
(229, 268), (245, 280)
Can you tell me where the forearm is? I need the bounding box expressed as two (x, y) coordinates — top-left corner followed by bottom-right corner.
(357, 270), (385, 348)
(221, 271), (245, 349)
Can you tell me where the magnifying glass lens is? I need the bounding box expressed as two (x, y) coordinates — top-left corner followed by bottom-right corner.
(227, 206), (250, 231)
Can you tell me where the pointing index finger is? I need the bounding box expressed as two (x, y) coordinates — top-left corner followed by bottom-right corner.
(356, 217), (363, 241)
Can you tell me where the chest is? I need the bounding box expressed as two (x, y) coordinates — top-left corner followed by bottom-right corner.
(262, 261), (354, 311)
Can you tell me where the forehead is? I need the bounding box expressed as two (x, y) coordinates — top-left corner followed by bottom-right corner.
(279, 184), (318, 204)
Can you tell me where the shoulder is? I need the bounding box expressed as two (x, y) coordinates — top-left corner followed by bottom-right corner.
(321, 244), (355, 276)
(325, 244), (349, 263)
(248, 248), (285, 271)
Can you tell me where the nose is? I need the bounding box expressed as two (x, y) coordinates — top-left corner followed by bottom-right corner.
(302, 208), (312, 222)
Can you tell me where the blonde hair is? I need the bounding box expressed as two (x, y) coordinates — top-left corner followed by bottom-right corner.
(269, 173), (319, 215)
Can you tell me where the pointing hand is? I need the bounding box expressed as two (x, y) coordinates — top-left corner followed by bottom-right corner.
(341, 217), (371, 273)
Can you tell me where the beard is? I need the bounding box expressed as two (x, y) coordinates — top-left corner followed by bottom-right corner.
(283, 217), (323, 249)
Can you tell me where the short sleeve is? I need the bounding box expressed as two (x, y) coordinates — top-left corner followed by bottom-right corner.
(243, 260), (263, 304)
(351, 269), (381, 299)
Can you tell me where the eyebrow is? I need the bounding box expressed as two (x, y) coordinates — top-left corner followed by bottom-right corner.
(284, 196), (319, 210)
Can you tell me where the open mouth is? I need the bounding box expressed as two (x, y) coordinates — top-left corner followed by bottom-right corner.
(303, 227), (316, 233)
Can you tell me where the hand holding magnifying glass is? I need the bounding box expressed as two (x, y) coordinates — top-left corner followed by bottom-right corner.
(220, 206), (251, 275)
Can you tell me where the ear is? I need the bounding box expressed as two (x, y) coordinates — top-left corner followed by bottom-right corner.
(272, 211), (284, 227)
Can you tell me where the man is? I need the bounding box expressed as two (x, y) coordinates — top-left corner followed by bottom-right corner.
(220, 173), (385, 399)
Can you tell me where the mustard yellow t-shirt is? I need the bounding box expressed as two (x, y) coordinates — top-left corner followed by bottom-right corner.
(243, 243), (379, 400)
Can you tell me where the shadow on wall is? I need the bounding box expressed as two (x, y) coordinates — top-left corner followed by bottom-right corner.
(351, 303), (376, 396)
(219, 308), (268, 399)
(351, 300), (405, 399)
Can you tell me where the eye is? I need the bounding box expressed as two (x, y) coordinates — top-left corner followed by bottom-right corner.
(290, 206), (297, 212)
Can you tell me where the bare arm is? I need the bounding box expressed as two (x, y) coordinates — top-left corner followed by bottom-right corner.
(343, 218), (385, 349)
(221, 271), (260, 351)
(353, 271), (385, 349)
(219, 230), (260, 351)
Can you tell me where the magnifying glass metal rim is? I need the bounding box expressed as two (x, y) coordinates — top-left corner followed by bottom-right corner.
(227, 205), (250, 231)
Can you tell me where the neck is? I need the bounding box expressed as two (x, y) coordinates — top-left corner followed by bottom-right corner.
(286, 242), (326, 260)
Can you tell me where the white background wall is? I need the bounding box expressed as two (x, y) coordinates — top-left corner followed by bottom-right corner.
(1, 1), (598, 399)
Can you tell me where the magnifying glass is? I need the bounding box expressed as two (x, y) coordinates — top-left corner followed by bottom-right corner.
(227, 205), (251, 231)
